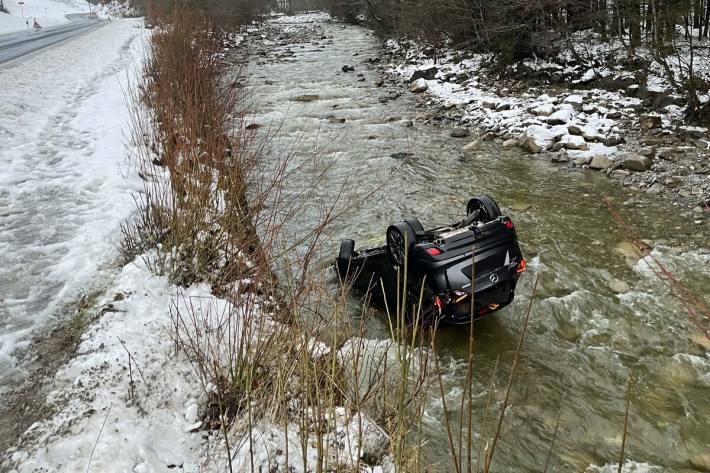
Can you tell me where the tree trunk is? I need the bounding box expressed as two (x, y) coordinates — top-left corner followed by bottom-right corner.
(630, 0), (642, 46)
(598, 0), (608, 40)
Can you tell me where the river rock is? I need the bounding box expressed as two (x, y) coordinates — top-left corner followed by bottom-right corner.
(532, 104), (554, 116)
(646, 183), (665, 194)
(502, 138), (517, 147)
(589, 155), (612, 170)
(690, 138), (709, 149)
(496, 102), (512, 111)
(573, 156), (592, 166)
(520, 136), (542, 154)
(463, 139), (482, 151)
(342, 65), (355, 72)
(563, 94), (583, 111)
(346, 412), (390, 465)
(391, 152), (414, 159)
(616, 241), (643, 264)
(691, 333), (710, 351)
(481, 99), (498, 109)
(567, 124), (583, 135)
(638, 146), (656, 158)
(509, 202), (532, 211)
(293, 94), (320, 102)
(544, 109), (574, 125)
(559, 134), (588, 150)
(622, 154), (653, 172)
(640, 114), (662, 129)
(604, 134), (624, 146)
(690, 453), (710, 472)
(550, 149), (569, 162)
(329, 117), (346, 124)
(641, 135), (666, 146)
(409, 78), (428, 93)
(409, 66), (437, 82)
(451, 127), (470, 138)
(609, 278), (630, 293)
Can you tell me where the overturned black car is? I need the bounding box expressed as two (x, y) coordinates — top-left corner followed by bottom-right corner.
(335, 195), (526, 325)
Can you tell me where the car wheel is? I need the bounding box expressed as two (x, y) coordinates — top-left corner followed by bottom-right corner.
(403, 217), (424, 233)
(466, 194), (501, 222)
(338, 239), (355, 261)
(386, 222), (417, 267)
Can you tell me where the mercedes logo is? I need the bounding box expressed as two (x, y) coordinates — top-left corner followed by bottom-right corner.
(489, 273), (499, 283)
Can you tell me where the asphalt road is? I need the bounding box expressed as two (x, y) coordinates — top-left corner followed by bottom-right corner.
(0, 14), (105, 65)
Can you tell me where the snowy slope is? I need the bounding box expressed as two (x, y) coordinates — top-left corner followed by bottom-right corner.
(0, 18), (146, 394)
(0, 0), (86, 34)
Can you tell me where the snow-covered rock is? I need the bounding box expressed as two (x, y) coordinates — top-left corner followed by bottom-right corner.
(544, 108), (574, 125)
(564, 94), (584, 111)
(409, 78), (428, 93)
(533, 103), (555, 116)
(558, 134), (588, 150)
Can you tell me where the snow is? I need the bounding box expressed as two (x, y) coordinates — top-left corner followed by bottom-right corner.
(586, 461), (664, 472)
(0, 0), (86, 34)
(5, 260), (205, 472)
(0, 18), (146, 394)
(269, 11), (331, 24)
(3, 255), (396, 472)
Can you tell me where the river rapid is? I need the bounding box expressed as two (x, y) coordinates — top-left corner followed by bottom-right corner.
(248, 18), (710, 472)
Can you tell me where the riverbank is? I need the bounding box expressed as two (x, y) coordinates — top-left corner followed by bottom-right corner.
(375, 39), (710, 215)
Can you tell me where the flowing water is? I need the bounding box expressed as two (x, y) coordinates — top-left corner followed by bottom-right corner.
(250, 21), (710, 472)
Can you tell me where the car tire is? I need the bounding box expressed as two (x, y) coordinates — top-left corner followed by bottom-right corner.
(386, 221), (417, 267)
(466, 195), (501, 222)
(338, 239), (355, 261)
(403, 217), (424, 233)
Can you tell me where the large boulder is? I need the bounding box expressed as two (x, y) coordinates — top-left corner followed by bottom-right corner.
(409, 78), (429, 93)
(589, 155), (612, 170)
(409, 66), (437, 82)
(622, 154), (653, 172)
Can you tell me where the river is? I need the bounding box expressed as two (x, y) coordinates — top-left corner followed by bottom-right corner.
(249, 19), (710, 472)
